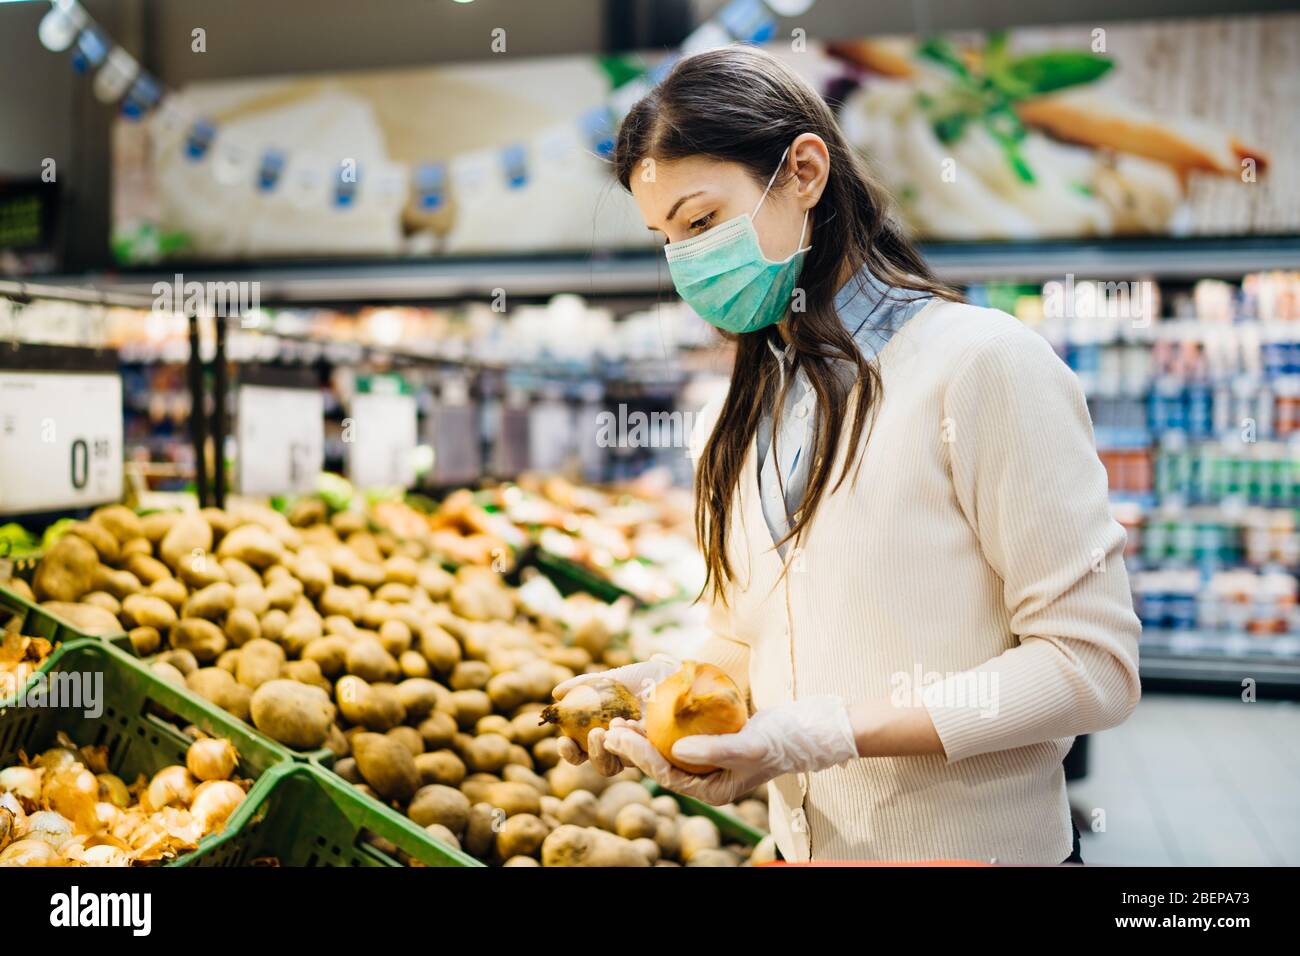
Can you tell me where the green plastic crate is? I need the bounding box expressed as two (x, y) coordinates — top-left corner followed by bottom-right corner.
(530, 548), (637, 605)
(0, 638), (293, 863)
(179, 762), (483, 867)
(1, 584), (133, 655)
(645, 781), (767, 847)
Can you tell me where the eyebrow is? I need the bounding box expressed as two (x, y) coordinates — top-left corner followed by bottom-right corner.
(664, 191), (706, 225)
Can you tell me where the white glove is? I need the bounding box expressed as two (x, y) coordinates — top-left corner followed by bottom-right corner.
(602, 696), (859, 806)
(551, 654), (680, 776)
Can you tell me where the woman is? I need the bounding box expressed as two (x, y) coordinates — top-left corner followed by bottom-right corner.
(554, 46), (1141, 865)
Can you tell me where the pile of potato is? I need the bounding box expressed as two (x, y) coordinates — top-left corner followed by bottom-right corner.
(14, 501), (774, 866)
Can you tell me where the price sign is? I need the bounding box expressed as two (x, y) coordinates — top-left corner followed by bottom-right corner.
(237, 383), (324, 496)
(347, 378), (417, 490)
(0, 368), (123, 514)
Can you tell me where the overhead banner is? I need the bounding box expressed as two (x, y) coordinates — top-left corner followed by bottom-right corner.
(110, 12), (1298, 260)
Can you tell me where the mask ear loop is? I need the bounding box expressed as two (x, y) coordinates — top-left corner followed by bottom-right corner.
(752, 146), (791, 220)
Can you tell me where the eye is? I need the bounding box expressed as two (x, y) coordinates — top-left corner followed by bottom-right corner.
(688, 212), (716, 234)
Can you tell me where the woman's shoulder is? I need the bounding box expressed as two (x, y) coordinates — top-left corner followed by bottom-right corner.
(887, 298), (1062, 381)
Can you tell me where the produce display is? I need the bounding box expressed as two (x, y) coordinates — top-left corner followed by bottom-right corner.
(0, 625), (53, 702)
(9, 499), (771, 866)
(0, 733), (247, 866)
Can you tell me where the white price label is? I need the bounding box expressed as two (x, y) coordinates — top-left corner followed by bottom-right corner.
(0, 371), (123, 514)
(347, 391), (417, 490)
(237, 384), (324, 496)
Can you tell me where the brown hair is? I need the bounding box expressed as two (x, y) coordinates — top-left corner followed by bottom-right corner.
(614, 46), (959, 603)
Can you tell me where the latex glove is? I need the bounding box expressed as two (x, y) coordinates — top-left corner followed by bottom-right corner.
(550, 654), (679, 776)
(602, 696), (859, 806)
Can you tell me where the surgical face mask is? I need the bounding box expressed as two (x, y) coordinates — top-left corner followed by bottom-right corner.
(663, 148), (811, 335)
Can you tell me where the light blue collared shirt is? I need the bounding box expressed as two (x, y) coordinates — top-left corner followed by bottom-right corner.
(756, 266), (932, 556)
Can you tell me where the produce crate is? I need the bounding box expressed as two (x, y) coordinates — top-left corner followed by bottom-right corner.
(645, 782), (767, 847)
(0, 584), (133, 660)
(0, 638), (294, 862)
(179, 761), (484, 867)
(528, 547), (638, 605)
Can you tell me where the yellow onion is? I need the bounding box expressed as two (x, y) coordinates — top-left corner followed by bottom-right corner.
(75, 843), (131, 867)
(189, 780), (245, 833)
(36, 747), (77, 770)
(0, 837), (57, 867)
(144, 766), (197, 812)
(93, 801), (122, 831)
(0, 792), (27, 841)
(0, 766), (42, 806)
(25, 810), (74, 851)
(186, 738), (238, 782)
(96, 773), (130, 808)
(539, 678), (641, 751)
(644, 661), (748, 773)
(43, 765), (98, 832)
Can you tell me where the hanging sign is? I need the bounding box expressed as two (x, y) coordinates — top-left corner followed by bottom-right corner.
(346, 375), (417, 491)
(236, 368), (323, 496)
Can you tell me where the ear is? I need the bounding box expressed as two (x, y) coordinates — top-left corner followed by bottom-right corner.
(788, 133), (830, 209)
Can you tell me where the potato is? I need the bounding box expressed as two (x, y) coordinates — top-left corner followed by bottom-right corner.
(220, 557), (261, 587)
(496, 813), (548, 860)
(352, 732), (419, 803)
(615, 803), (659, 841)
(294, 554), (332, 597)
(653, 817), (681, 859)
(199, 507), (235, 542)
(264, 579), (300, 613)
(450, 661), (492, 691)
(279, 615), (322, 657)
(147, 577), (188, 611)
(447, 690), (491, 730)
(463, 803), (498, 859)
(336, 675), (405, 732)
(39, 601), (122, 637)
(373, 582), (412, 605)
(302, 634), (349, 678)
(172, 618), (227, 663)
(250, 679), (335, 749)
(284, 658), (331, 693)
(597, 781), (653, 830)
(632, 837), (661, 864)
(501, 764), (549, 795)
(160, 513), (212, 573)
(259, 608), (289, 643)
(120, 594), (177, 631)
(464, 733), (512, 773)
(387, 725), (424, 758)
(346, 637), (400, 683)
(151, 660), (185, 687)
(230, 582), (269, 618)
(186, 667), (245, 715)
(91, 504), (144, 542)
(485, 671), (530, 712)
(79, 591), (120, 616)
(531, 737), (561, 771)
(510, 710), (556, 747)
(377, 619), (412, 657)
(391, 678), (439, 721)
(415, 750), (467, 788)
(119, 537), (151, 559)
(177, 557), (227, 590)
(417, 712), (458, 751)
(359, 599), (395, 630)
(140, 510), (179, 543)
(216, 524), (283, 569)
(506, 744), (534, 770)
(326, 724), (351, 759)
(66, 521), (119, 562)
(476, 714), (513, 739)
(417, 624), (461, 673)
(556, 790), (599, 828)
(424, 824), (461, 853)
(736, 799), (769, 832)
(183, 582), (235, 621)
(219, 606), (257, 648)
(398, 650), (431, 680)
(334, 757), (361, 783)
(407, 784), (471, 835)
(541, 825), (649, 867)
(124, 553), (171, 587)
(678, 816), (721, 863)
(128, 626), (162, 655)
(91, 566), (142, 600)
(546, 760), (612, 799)
(459, 780), (541, 818)
(235, 638), (285, 689)
(383, 555), (419, 587)
(686, 848), (739, 867)
(156, 648), (198, 676)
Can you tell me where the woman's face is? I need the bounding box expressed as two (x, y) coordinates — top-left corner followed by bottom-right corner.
(629, 135), (830, 260)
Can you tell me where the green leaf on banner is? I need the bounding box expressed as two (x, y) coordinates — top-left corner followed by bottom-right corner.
(598, 54), (647, 90)
(1000, 51), (1113, 96)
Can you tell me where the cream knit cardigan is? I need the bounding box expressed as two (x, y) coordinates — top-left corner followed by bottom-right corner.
(691, 299), (1142, 864)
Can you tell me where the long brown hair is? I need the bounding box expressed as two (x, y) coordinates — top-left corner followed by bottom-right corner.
(614, 46), (959, 604)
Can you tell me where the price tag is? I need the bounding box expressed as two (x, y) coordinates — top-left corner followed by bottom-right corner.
(236, 384), (324, 496)
(347, 388), (418, 490)
(0, 370), (123, 514)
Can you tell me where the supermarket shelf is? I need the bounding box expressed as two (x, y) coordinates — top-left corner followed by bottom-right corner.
(19, 237), (1300, 305)
(1140, 628), (1300, 692)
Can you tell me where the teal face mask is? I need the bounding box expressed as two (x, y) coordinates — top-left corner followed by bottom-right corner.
(664, 148), (811, 335)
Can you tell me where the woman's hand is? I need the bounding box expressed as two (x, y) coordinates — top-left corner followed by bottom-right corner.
(550, 654), (680, 775)
(602, 696), (859, 806)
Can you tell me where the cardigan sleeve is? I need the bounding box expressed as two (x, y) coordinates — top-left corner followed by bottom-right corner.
(925, 326), (1141, 763)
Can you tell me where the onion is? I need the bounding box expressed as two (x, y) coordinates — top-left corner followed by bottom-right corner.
(36, 747), (76, 770)
(186, 738), (238, 782)
(76, 843), (131, 867)
(25, 810), (74, 851)
(539, 678), (641, 751)
(0, 766), (42, 805)
(144, 766), (196, 812)
(189, 780), (245, 833)
(44, 764), (98, 828)
(0, 837), (57, 866)
(96, 773), (130, 808)
(644, 661), (748, 773)
(0, 792), (27, 840)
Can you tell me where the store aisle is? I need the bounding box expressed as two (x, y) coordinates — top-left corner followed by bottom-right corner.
(1068, 694), (1300, 866)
